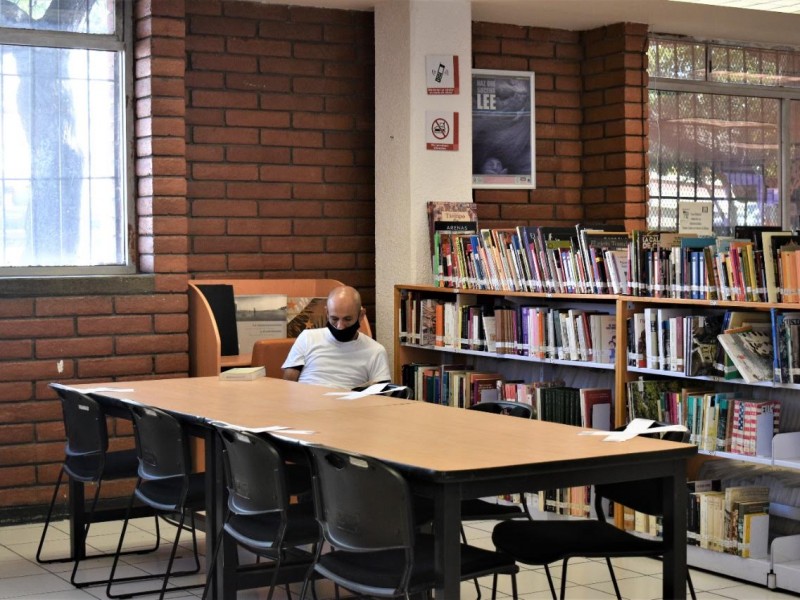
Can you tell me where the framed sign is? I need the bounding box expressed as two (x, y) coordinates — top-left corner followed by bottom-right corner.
(472, 69), (535, 189)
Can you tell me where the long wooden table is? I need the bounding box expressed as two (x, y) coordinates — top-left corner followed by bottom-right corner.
(74, 376), (697, 599)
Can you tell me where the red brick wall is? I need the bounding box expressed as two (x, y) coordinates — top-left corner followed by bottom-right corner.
(184, 1), (377, 306)
(472, 21), (649, 230)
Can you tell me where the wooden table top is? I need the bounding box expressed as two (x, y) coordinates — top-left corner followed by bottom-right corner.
(73, 376), (695, 477)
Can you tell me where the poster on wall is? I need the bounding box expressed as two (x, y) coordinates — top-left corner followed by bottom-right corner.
(425, 110), (459, 151)
(472, 69), (536, 189)
(426, 55), (459, 94)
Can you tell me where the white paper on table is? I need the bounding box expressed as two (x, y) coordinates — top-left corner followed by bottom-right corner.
(325, 383), (391, 400)
(208, 421), (291, 434)
(578, 418), (687, 442)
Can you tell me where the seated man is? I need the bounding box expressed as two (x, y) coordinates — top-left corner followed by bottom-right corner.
(282, 285), (391, 389)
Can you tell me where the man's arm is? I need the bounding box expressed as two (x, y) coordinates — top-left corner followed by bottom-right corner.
(282, 366), (302, 381)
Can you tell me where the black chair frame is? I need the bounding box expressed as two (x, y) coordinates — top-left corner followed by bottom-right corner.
(106, 404), (205, 600)
(492, 425), (696, 600)
(36, 384), (161, 589)
(300, 445), (519, 600)
(202, 426), (320, 600)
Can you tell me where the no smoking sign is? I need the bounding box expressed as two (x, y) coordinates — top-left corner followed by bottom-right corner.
(426, 111), (459, 151)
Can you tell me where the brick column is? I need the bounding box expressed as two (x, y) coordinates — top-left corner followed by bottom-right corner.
(580, 22), (649, 230)
(134, 0), (189, 283)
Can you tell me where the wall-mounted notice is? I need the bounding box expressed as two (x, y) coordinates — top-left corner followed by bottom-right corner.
(425, 111), (459, 151)
(426, 55), (459, 94)
(678, 200), (713, 235)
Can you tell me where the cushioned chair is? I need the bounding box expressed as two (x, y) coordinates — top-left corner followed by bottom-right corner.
(202, 426), (320, 600)
(300, 445), (519, 600)
(106, 404), (205, 600)
(36, 384), (160, 588)
(491, 426), (696, 600)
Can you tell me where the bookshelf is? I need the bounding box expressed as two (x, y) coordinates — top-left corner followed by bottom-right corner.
(394, 283), (800, 593)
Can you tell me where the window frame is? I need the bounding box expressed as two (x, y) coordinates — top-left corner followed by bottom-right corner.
(0, 0), (135, 277)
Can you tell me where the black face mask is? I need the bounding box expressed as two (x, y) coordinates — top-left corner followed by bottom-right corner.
(327, 320), (360, 342)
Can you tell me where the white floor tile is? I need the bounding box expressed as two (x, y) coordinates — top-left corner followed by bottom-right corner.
(0, 518), (791, 599)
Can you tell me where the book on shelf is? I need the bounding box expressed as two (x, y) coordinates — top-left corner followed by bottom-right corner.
(626, 378), (682, 423)
(762, 231), (800, 303)
(685, 314), (724, 377)
(723, 486), (770, 556)
(427, 201), (479, 287)
(219, 366), (266, 381)
(717, 324), (774, 384)
(578, 387), (612, 430)
(729, 398), (780, 457)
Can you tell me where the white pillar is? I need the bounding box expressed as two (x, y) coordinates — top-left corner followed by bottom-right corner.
(374, 0), (473, 368)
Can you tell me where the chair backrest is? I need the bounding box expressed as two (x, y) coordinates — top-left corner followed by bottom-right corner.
(129, 404), (190, 483)
(217, 427), (288, 516)
(469, 400), (533, 419)
(307, 445), (415, 553)
(50, 383), (108, 480)
(595, 423), (690, 518)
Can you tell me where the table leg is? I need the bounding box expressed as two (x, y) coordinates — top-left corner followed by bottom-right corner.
(662, 460), (688, 600)
(433, 484), (461, 599)
(67, 477), (86, 561)
(204, 428), (234, 600)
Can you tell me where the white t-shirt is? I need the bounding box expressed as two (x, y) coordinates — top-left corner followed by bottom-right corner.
(281, 327), (391, 389)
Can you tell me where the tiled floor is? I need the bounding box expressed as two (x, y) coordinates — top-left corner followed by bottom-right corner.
(1, 515), (796, 599)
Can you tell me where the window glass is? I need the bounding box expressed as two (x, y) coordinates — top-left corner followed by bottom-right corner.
(0, 0), (128, 273)
(649, 37), (800, 234)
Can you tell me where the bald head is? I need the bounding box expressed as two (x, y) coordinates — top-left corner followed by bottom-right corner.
(326, 286), (364, 338)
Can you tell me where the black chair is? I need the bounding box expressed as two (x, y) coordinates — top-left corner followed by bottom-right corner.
(106, 404), (205, 599)
(36, 383), (160, 588)
(300, 445), (519, 600)
(461, 401), (534, 598)
(462, 401), (535, 523)
(202, 426), (320, 600)
(491, 426), (696, 600)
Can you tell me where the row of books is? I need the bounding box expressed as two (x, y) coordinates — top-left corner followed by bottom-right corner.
(398, 292), (617, 365)
(626, 306), (800, 385)
(688, 483), (769, 558)
(627, 379), (781, 458)
(628, 227), (800, 303)
(431, 223), (629, 294)
(427, 202), (800, 303)
(400, 363), (613, 429)
(620, 479), (770, 559)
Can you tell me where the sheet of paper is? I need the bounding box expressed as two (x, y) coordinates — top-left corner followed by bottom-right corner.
(325, 383), (390, 400)
(578, 418), (687, 442)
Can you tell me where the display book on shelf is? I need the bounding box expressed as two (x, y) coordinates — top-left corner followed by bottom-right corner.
(395, 282), (800, 593)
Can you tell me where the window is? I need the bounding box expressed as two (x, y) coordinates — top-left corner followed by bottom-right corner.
(0, 0), (132, 275)
(648, 36), (800, 234)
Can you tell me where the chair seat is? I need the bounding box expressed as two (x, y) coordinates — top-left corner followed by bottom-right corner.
(492, 519), (664, 566)
(316, 532), (517, 595)
(225, 503), (319, 553)
(135, 472), (205, 512)
(64, 448), (139, 482)
(461, 498), (525, 520)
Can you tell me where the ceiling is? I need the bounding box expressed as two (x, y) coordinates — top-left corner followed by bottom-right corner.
(254, 0), (800, 46)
